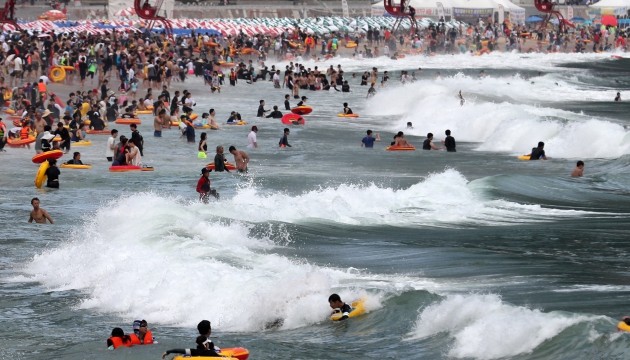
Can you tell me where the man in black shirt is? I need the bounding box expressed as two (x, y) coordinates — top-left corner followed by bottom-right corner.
(284, 94), (290, 110)
(256, 99), (268, 117)
(266, 106), (283, 119)
(529, 141), (547, 160)
(444, 129), (456, 152)
(130, 124), (144, 156)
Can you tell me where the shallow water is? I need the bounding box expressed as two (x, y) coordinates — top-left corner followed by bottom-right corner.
(1, 51), (630, 360)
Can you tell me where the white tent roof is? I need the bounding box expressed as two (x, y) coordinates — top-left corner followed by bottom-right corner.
(450, 0), (496, 9)
(493, 0), (525, 14)
(589, 0), (630, 8)
(370, 0), (525, 19)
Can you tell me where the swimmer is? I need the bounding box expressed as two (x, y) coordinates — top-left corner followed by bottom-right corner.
(28, 197), (54, 224)
(615, 92), (621, 102)
(366, 83), (376, 98)
(131, 319), (154, 345)
(361, 129), (380, 148)
(328, 294), (352, 321)
(571, 160), (584, 177)
(422, 133), (440, 150)
(162, 335), (219, 359)
(443, 129), (456, 152)
(529, 141), (548, 160)
(342, 102), (353, 115)
(65, 151), (83, 165)
(228, 145), (249, 173)
(392, 131), (411, 147)
(458, 90), (465, 106)
(279, 128), (291, 148)
(406, 122), (413, 129)
(197, 168), (218, 203)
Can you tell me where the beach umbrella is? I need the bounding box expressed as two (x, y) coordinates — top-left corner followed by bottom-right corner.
(114, 7), (136, 17)
(570, 17), (585, 23)
(601, 15), (618, 27)
(526, 15), (543, 23)
(39, 10), (67, 21)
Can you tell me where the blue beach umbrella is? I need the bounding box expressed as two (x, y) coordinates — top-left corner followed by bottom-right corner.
(526, 15), (543, 23)
(570, 17), (586, 23)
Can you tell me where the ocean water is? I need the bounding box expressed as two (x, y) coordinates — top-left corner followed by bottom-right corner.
(1, 52), (630, 360)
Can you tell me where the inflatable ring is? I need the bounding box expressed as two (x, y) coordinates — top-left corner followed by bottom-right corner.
(135, 109), (153, 115)
(109, 165), (154, 172)
(52, 136), (61, 142)
(62, 65), (76, 71)
(219, 62), (235, 67)
(386, 146), (416, 151)
(32, 149), (64, 164)
(86, 129), (111, 135)
(281, 113), (305, 125)
(194, 124), (211, 129)
(618, 320), (630, 332)
(4, 108), (15, 115)
(12, 118), (22, 127)
(170, 121), (180, 126)
(34, 161), (50, 188)
(115, 118), (141, 125)
(291, 106), (313, 115)
(49, 66), (66, 82)
(345, 41), (357, 48)
(8, 136), (36, 147)
(517, 154), (531, 161)
(206, 161), (237, 171)
(72, 140), (92, 147)
(60, 163), (92, 169)
(330, 299), (366, 321)
(337, 113), (359, 118)
(226, 121), (247, 126)
(189, 113), (198, 121)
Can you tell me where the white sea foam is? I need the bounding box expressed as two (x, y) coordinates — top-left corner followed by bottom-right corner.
(206, 169), (587, 227)
(407, 294), (596, 359)
(19, 193), (433, 331)
(275, 51), (611, 73)
(363, 79), (630, 159)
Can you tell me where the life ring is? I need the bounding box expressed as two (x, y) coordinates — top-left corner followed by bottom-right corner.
(291, 106), (313, 115)
(386, 146), (416, 151)
(240, 48), (258, 55)
(86, 129), (111, 135)
(7, 136), (36, 147)
(31, 150), (64, 164)
(4, 108), (15, 115)
(219, 62), (235, 67)
(226, 121), (247, 126)
(12, 118), (22, 127)
(194, 124), (211, 129)
(135, 109), (153, 115)
(60, 163), (92, 169)
(34, 161), (50, 188)
(109, 165), (154, 172)
(170, 121), (180, 127)
(72, 140), (92, 147)
(345, 41), (357, 48)
(3, 89), (12, 101)
(330, 299), (367, 321)
(337, 113), (359, 118)
(115, 118), (141, 125)
(49, 66), (66, 82)
(206, 161), (237, 171)
(62, 65), (76, 72)
(83, 120), (91, 126)
(281, 113), (305, 125)
(53, 136), (61, 142)
(189, 113), (198, 121)
(476, 48), (491, 56)
(288, 41), (300, 49)
(205, 41), (219, 47)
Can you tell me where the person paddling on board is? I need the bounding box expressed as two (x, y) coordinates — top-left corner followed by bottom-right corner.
(162, 335), (220, 359)
(392, 131), (412, 147)
(342, 102), (353, 115)
(529, 141), (548, 160)
(328, 294), (352, 321)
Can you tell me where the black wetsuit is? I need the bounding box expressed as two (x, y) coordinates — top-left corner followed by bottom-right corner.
(266, 110), (283, 119)
(343, 107), (353, 115)
(45, 165), (60, 188)
(444, 135), (456, 152)
(332, 303), (353, 321)
(279, 134), (291, 147)
(530, 147), (545, 160)
(214, 153), (229, 172)
(284, 100), (290, 110)
(257, 105), (267, 117)
(422, 139), (432, 150)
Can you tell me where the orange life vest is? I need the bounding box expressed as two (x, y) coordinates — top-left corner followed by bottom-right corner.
(38, 82), (47, 93)
(129, 331), (154, 345)
(20, 126), (29, 139)
(107, 336), (133, 349)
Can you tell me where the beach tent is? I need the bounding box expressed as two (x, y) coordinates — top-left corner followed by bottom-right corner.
(492, 0), (526, 24)
(450, 0), (496, 20)
(589, 0), (630, 15)
(526, 15), (543, 23)
(371, 0), (455, 18)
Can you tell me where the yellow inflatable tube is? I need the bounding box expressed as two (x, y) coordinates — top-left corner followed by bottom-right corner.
(330, 299), (367, 321)
(72, 140), (92, 147)
(34, 161), (50, 188)
(60, 164), (92, 169)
